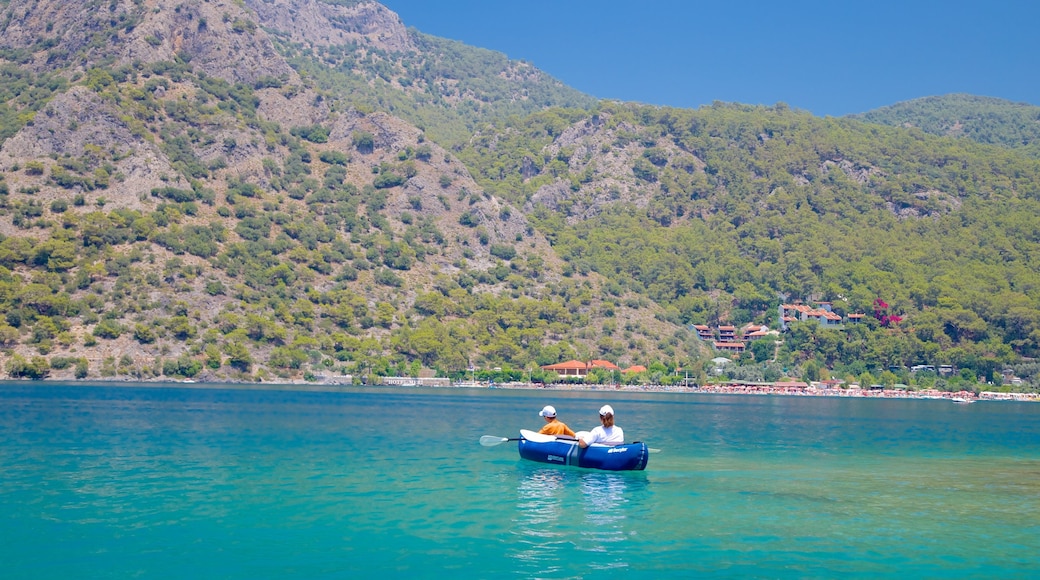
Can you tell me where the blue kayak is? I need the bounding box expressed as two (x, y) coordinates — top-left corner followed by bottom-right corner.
(517, 429), (649, 471)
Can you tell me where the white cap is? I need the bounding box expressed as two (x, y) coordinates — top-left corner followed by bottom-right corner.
(539, 405), (557, 418)
(599, 405), (614, 417)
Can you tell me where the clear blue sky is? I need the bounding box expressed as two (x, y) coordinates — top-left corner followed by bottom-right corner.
(378, 0), (1039, 116)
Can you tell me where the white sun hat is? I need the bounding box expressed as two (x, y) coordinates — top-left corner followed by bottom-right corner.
(539, 405), (557, 418)
(599, 405), (614, 417)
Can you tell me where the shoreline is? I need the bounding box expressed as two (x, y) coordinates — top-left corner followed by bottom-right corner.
(456, 381), (1039, 402)
(1, 378), (1036, 402)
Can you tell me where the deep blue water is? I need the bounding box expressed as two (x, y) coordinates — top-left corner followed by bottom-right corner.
(1, 383), (1038, 578)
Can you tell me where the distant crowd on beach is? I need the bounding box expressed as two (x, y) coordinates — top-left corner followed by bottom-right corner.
(353, 373), (1037, 402)
(463, 380), (1039, 402)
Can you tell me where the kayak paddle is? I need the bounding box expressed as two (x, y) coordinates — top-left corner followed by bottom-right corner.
(480, 433), (660, 452)
(479, 435), (521, 447)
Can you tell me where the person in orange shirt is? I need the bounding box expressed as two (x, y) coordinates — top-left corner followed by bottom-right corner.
(537, 405), (576, 438)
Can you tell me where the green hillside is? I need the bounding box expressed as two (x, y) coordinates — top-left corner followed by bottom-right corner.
(852, 94), (1040, 157)
(0, 0), (1036, 391)
(0, 0), (694, 385)
(457, 101), (1040, 386)
(267, 19), (596, 147)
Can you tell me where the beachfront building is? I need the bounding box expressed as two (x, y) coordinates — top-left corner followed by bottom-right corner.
(540, 359), (623, 379)
(380, 376), (451, 386)
(588, 359), (621, 372)
(742, 324), (776, 342)
(714, 341), (746, 354)
(693, 325), (714, 341)
(779, 302), (845, 331)
(742, 325), (763, 340)
(694, 323), (780, 357)
(541, 360), (589, 378)
(718, 325), (737, 342)
(622, 365), (647, 374)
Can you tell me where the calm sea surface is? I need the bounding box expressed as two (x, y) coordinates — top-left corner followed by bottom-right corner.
(1, 382), (1038, 579)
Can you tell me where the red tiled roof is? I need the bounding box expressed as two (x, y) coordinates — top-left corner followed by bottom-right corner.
(802, 308), (843, 321)
(588, 359), (620, 370)
(540, 360), (587, 371)
(622, 365), (647, 373)
(784, 304), (827, 316)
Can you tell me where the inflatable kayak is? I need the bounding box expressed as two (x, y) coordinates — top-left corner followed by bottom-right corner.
(517, 429), (648, 471)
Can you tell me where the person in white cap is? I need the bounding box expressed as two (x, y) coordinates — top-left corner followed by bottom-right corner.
(578, 404), (624, 447)
(537, 405), (576, 437)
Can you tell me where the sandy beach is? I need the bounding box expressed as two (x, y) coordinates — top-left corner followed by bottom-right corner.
(4, 377), (1036, 402)
(458, 380), (1039, 402)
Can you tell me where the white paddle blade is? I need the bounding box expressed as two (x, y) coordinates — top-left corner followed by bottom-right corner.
(479, 435), (509, 447)
(519, 429), (559, 443)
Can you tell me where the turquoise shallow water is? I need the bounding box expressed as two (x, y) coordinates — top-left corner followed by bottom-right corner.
(1, 383), (1039, 579)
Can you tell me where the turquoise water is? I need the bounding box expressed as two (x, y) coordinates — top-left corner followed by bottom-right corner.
(2, 383), (1039, 579)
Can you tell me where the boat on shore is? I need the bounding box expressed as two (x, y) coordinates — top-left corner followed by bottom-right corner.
(516, 429), (648, 471)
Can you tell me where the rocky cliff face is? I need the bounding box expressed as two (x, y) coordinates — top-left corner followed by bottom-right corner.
(0, 0), (686, 382)
(131, 0), (295, 85)
(0, 0), (533, 249)
(0, 0), (144, 71)
(0, 86), (184, 224)
(245, 0), (414, 53)
(0, 0), (294, 85)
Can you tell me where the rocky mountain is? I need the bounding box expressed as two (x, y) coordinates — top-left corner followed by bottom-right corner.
(0, 0), (692, 383)
(0, 0), (1038, 390)
(242, 0), (597, 147)
(246, 0), (414, 52)
(2, 0), (292, 83)
(454, 99), (1040, 388)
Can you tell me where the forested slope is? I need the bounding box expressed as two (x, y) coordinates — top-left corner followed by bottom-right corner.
(457, 101), (1040, 385)
(852, 94), (1040, 158)
(0, 0), (1036, 390)
(0, 0), (693, 384)
(246, 0), (597, 148)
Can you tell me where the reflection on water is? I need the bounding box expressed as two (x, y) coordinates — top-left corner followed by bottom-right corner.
(579, 471), (630, 572)
(5, 385), (1039, 578)
(510, 466), (646, 576)
(579, 472), (628, 520)
(511, 467), (570, 577)
(516, 468), (567, 529)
